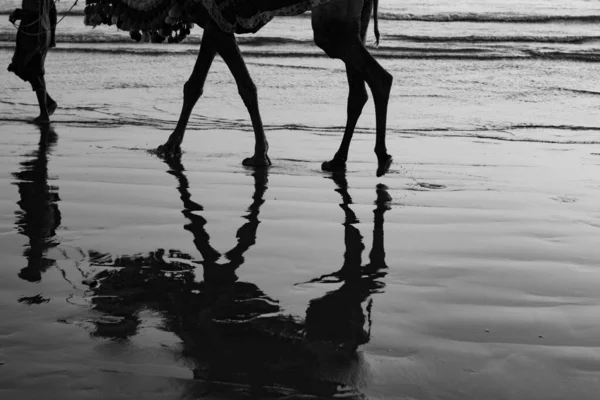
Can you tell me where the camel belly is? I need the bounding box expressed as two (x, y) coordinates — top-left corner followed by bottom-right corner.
(312, 0), (365, 24)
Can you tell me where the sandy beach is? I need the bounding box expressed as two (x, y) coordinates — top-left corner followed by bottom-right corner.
(2, 1), (600, 399)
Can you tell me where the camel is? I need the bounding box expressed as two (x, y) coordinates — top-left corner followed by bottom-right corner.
(85, 0), (393, 175)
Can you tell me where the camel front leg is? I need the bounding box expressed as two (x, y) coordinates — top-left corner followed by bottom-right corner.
(210, 24), (271, 167)
(322, 69), (368, 172)
(157, 30), (217, 157)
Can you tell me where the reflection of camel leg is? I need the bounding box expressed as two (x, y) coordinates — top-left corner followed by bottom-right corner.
(305, 172), (367, 349)
(330, 173), (363, 278)
(313, 0), (393, 176)
(158, 27), (217, 156)
(163, 154), (269, 282)
(365, 183), (391, 274)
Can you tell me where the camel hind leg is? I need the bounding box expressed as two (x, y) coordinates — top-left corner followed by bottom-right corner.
(312, 0), (393, 176)
(321, 68), (368, 172)
(321, 0), (371, 172)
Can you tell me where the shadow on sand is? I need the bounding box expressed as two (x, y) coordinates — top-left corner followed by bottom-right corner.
(82, 155), (392, 399)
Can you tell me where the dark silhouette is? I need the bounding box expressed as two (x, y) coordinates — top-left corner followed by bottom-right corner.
(8, 0), (58, 123)
(13, 124), (61, 283)
(303, 173), (390, 353)
(84, 0), (393, 175)
(84, 156), (391, 398)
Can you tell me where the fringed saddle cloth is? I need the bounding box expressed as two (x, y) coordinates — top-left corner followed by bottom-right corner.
(84, 0), (330, 40)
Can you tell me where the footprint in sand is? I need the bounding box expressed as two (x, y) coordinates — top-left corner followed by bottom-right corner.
(416, 182), (447, 190)
(551, 195), (577, 203)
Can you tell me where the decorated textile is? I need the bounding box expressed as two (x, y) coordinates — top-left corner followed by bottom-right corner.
(84, 0), (330, 43)
(8, 0), (57, 89)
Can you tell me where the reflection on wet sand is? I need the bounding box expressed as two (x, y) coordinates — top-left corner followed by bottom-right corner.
(12, 125), (61, 291)
(304, 174), (390, 353)
(83, 156), (392, 398)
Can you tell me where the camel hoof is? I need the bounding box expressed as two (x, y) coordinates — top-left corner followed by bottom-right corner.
(376, 154), (393, 177)
(321, 159), (346, 173)
(33, 115), (50, 124)
(155, 142), (181, 158)
(242, 154), (272, 167)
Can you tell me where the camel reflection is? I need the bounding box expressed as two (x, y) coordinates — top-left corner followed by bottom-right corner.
(168, 156), (272, 305)
(85, 158), (391, 398)
(13, 124), (61, 286)
(304, 173), (389, 352)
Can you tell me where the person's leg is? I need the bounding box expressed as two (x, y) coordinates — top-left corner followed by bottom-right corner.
(31, 75), (50, 123)
(46, 91), (57, 116)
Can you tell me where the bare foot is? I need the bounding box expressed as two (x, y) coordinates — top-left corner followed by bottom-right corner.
(321, 157), (346, 173)
(242, 154), (272, 167)
(376, 154), (393, 177)
(47, 101), (57, 117)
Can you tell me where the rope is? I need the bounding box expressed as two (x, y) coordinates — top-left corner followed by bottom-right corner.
(55, 0), (80, 25)
(11, 0), (79, 36)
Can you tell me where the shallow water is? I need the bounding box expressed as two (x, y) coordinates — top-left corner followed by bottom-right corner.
(2, 1), (600, 399)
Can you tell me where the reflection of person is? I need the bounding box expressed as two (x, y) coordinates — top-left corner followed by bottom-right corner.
(304, 173), (391, 352)
(8, 0), (58, 123)
(13, 124), (61, 282)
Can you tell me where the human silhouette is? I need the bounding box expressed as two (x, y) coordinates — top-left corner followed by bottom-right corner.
(13, 124), (61, 283)
(8, 0), (58, 122)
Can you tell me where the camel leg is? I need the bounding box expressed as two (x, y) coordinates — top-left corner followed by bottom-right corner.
(321, 69), (368, 172)
(210, 25), (271, 167)
(335, 44), (392, 177)
(355, 46), (393, 177)
(313, 0), (393, 176)
(157, 29), (217, 156)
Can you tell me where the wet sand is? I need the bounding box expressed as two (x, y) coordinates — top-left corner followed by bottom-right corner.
(2, 3), (600, 395)
(1, 118), (600, 399)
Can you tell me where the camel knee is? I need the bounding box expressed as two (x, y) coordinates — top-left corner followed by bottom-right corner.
(238, 81), (258, 109)
(381, 70), (393, 96)
(369, 68), (393, 103)
(349, 84), (368, 114)
(379, 71), (393, 104)
(183, 80), (203, 102)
